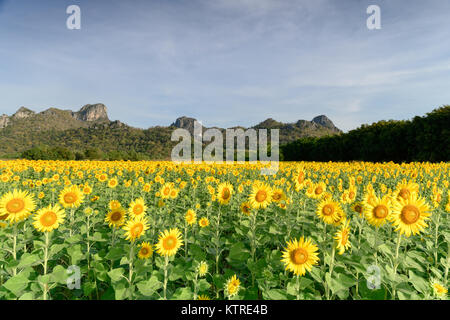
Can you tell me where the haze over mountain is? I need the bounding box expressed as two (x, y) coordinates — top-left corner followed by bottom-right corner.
(0, 103), (341, 158)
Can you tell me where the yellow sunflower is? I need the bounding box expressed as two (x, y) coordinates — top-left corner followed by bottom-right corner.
(293, 167), (306, 191)
(431, 280), (447, 298)
(316, 199), (345, 225)
(281, 236), (320, 276)
(351, 202), (364, 217)
(240, 202), (252, 216)
(58, 185), (84, 208)
(271, 188), (286, 202)
(105, 207), (126, 228)
(128, 198), (147, 218)
(391, 193), (431, 237)
(109, 200), (121, 210)
(0, 189), (36, 223)
(334, 219), (351, 255)
(248, 182), (272, 209)
(155, 228), (183, 257)
(198, 217), (209, 228)
(394, 180), (419, 201)
(185, 209), (197, 225)
(217, 182), (233, 205)
(197, 295), (211, 300)
(197, 261), (209, 277)
(137, 242), (153, 259)
(225, 275), (241, 298)
(32, 204), (66, 232)
(363, 194), (392, 227)
(159, 183), (172, 199)
(306, 181), (326, 200)
(123, 216), (149, 242)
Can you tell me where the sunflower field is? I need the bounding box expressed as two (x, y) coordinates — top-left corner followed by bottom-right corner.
(0, 160), (448, 300)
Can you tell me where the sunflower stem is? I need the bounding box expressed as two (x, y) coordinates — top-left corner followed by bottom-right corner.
(296, 275), (302, 300)
(12, 223), (17, 276)
(392, 232), (402, 300)
(163, 255), (169, 300)
(326, 245), (336, 300)
(128, 241), (134, 300)
(434, 212), (441, 267)
(43, 232), (50, 300)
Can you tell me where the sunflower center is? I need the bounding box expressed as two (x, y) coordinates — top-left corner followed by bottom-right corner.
(111, 211), (122, 221)
(322, 204), (334, 216)
(163, 235), (177, 250)
(163, 188), (170, 196)
(297, 172), (304, 184)
(273, 193), (281, 200)
(354, 205), (362, 213)
(291, 248), (308, 265)
(6, 199), (25, 213)
(222, 188), (231, 200)
(131, 223), (144, 237)
(133, 204), (144, 215)
(255, 190), (267, 202)
(373, 205), (388, 219)
(314, 186), (323, 195)
(64, 192), (77, 204)
(400, 205), (420, 224)
(341, 229), (349, 244)
(398, 188), (410, 200)
(40, 211), (57, 227)
(349, 191), (355, 199)
(140, 248), (149, 255)
(0, 214), (8, 220)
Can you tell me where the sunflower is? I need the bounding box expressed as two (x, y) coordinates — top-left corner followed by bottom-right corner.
(394, 180), (419, 201)
(225, 275), (241, 298)
(199, 217), (209, 228)
(105, 207), (126, 228)
(128, 198), (147, 218)
(240, 202), (252, 216)
(334, 219), (351, 255)
(363, 194), (392, 227)
(248, 182), (272, 209)
(271, 188), (286, 202)
(137, 242), (153, 259)
(197, 261), (208, 277)
(306, 181), (327, 200)
(431, 279), (447, 298)
(281, 237), (319, 276)
(123, 216), (149, 242)
(185, 209), (197, 225)
(293, 167), (306, 191)
(351, 202), (364, 217)
(108, 177), (118, 188)
(217, 182), (233, 205)
(159, 183), (172, 199)
(197, 295), (211, 300)
(316, 199), (344, 225)
(58, 185), (84, 208)
(109, 200), (121, 210)
(32, 204), (66, 232)
(155, 228), (183, 257)
(0, 189), (36, 223)
(391, 193), (431, 237)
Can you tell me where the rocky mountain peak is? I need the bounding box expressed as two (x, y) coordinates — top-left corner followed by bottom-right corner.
(12, 107), (35, 119)
(73, 104), (109, 122)
(312, 115), (337, 130)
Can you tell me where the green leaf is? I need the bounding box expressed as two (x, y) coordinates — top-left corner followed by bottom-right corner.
(18, 292), (34, 300)
(197, 279), (210, 292)
(408, 270), (428, 294)
(3, 272), (29, 296)
(172, 287), (193, 300)
(49, 243), (66, 258)
(108, 268), (125, 282)
(50, 265), (68, 284)
(169, 263), (185, 281)
(263, 289), (288, 300)
(136, 276), (162, 297)
(105, 246), (125, 261)
(227, 242), (250, 262)
(112, 279), (128, 300)
(17, 253), (41, 269)
(66, 244), (84, 265)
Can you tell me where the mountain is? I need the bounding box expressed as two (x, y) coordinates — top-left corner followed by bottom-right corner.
(0, 103), (342, 159)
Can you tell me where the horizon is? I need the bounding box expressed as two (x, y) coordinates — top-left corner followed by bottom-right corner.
(1, 0), (450, 132)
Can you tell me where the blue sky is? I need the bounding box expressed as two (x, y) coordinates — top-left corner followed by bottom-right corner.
(1, 0), (450, 131)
